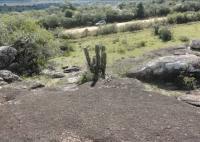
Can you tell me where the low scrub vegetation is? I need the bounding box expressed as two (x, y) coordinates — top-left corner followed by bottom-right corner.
(168, 12), (200, 24)
(177, 75), (198, 90)
(11, 0), (196, 30)
(158, 27), (172, 42)
(179, 36), (190, 43)
(1, 0), (200, 76)
(67, 22), (200, 66)
(0, 15), (62, 75)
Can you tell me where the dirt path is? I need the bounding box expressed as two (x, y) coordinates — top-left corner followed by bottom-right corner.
(63, 17), (166, 35)
(0, 78), (200, 142)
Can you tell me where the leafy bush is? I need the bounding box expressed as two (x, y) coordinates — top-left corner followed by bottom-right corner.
(177, 75), (198, 90)
(65, 9), (73, 18)
(117, 47), (126, 54)
(136, 41), (146, 48)
(179, 36), (190, 43)
(112, 38), (119, 44)
(0, 15), (59, 75)
(158, 27), (172, 42)
(136, 2), (145, 19)
(167, 12), (200, 24)
(121, 39), (128, 45)
(61, 17), (77, 28)
(40, 14), (62, 29)
(153, 24), (160, 35)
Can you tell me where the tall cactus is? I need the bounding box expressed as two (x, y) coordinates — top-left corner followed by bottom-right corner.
(83, 45), (107, 86)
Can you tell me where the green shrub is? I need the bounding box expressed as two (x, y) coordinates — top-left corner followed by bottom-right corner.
(65, 9), (73, 18)
(177, 75), (198, 90)
(136, 2), (145, 19)
(179, 36), (190, 42)
(121, 39), (128, 45)
(167, 12), (200, 25)
(0, 15), (59, 75)
(158, 27), (172, 42)
(61, 17), (77, 28)
(40, 14), (62, 29)
(112, 37), (119, 44)
(59, 40), (74, 52)
(153, 24), (160, 35)
(136, 41), (146, 48)
(117, 47), (126, 54)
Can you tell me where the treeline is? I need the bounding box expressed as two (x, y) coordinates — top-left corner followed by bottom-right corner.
(1, 0), (200, 29)
(39, 5), (135, 29)
(0, 3), (61, 13)
(37, 0), (200, 29)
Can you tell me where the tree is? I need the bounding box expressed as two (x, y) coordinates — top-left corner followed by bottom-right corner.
(65, 9), (73, 18)
(136, 2), (145, 19)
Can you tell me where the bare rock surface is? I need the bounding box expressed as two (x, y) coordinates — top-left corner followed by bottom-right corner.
(1, 79), (200, 142)
(41, 69), (65, 78)
(127, 54), (200, 81)
(0, 70), (21, 83)
(63, 66), (81, 73)
(178, 94), (200, 106)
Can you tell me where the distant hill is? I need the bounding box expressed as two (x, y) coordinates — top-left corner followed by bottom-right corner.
(0, 0), (31, 3)
(0, 0), (63, 5)
(0, 0), (144, 5)
(71, 0), (148, 5)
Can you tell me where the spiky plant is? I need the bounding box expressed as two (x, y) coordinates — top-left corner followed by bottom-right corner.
(83, 45), (107, 86)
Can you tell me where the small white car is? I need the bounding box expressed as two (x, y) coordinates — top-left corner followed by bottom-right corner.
(95, 20), (106, 26)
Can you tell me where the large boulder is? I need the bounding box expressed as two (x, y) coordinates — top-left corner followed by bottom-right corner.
(0, 70), (21, 83)
(0, 46), (17, 69)
(191, 40), (200, 51)
(127, 54), (200, 82)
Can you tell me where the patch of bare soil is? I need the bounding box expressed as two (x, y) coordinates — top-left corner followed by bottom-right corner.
(63, 17), (166, 35)
(1, 78), (200, 142)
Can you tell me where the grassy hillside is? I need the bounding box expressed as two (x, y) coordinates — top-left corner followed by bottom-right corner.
(50, 22), (200, 68)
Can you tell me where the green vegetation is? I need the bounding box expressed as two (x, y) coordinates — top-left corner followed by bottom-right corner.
(168, 12), (200, 24)
(9, 0), (196, 30)
(179, 36), (190, 43)
(0, 14), (62, 75)
(158, 27), (172, 42)
(177, 75), (198, 90)
(136, 2), (145, 19)
(58, 22), (200, 66)
(83, 45), (107, 86)
(1, 0), (200, 77)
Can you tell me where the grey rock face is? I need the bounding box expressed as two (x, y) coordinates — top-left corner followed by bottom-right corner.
(0, 46), (17, 69)
(29, 82), (45, 90)
(0, 70), (21, 83)
(63, 66), (80, 73)
(127, 54), (200, 81)
(41, 69), (65, 79)
(0, 77), (8, 86)
(178, 95), (200, 106)
(191, 40), (200, 51)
